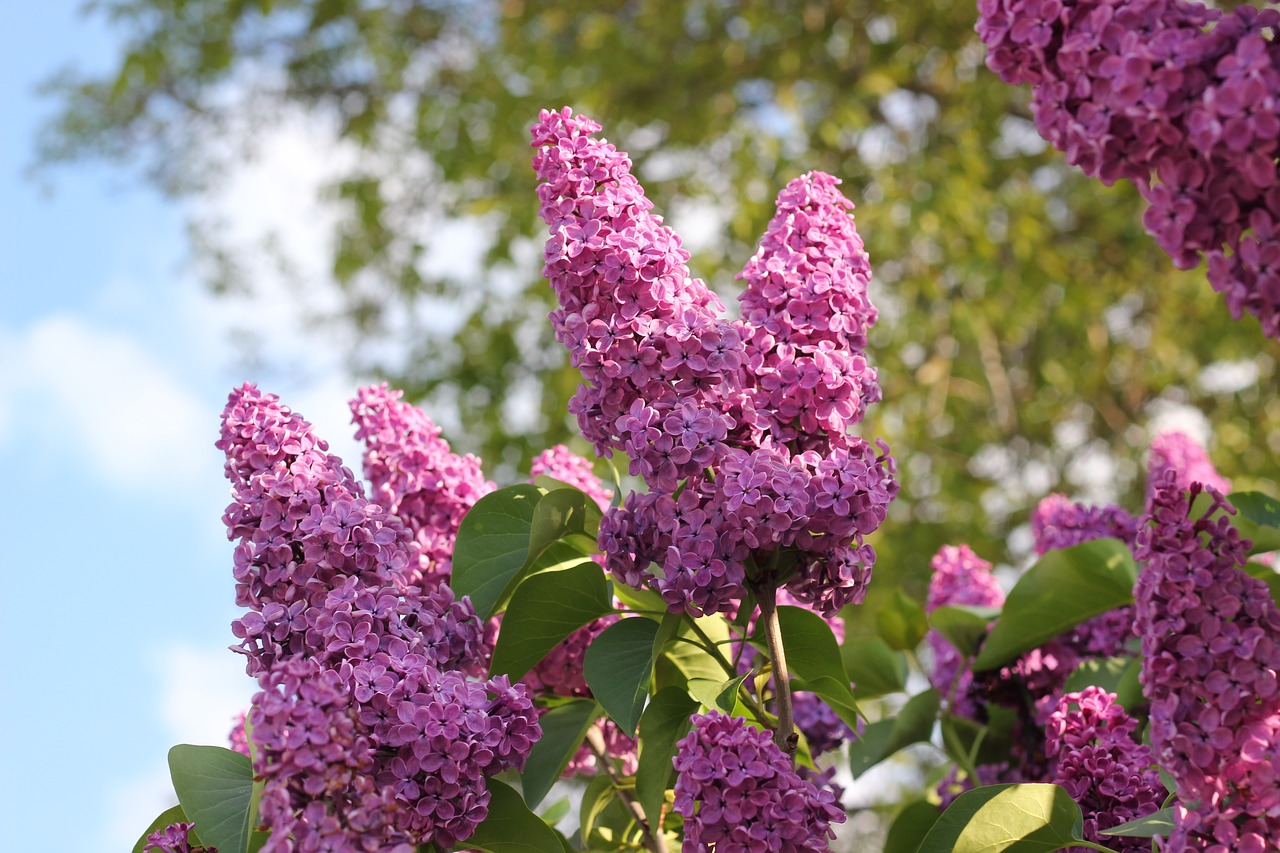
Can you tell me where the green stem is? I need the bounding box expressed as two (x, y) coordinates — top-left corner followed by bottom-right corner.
(683, 616), (772, 724)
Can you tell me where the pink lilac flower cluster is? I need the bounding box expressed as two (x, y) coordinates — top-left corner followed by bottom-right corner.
(227, 709), (250, 757)
(350, 383), (494, 587)
(976, 0), (1280, 338)
(1134, 475), (1280, 853)
(672, 712), (846, 852)
(1147, 429), (1231, 501)
(1031, 493), (1139, 657)
(530, 444), (614, 509)
(218, 384), (539, 851)
(925, 545), (1006, 717)
(534, 108), (898, 617)
(1046, 687), (1166, 852)
(143, 822), (206, 853)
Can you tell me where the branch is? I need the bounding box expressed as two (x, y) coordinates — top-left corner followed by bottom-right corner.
(756, 581), (797, 760)
(583, 724), (669, 853)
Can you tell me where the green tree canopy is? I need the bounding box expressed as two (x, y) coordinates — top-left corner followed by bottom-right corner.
(40, 0), (1279, 611)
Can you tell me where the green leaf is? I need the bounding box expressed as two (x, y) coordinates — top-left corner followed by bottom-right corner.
(1226, 491), (1280, 555)
(776, 605), (862, 730)
(884, 800), (943, 853)
(168, 745), (257, 853)
(844, 635), (909, 698)
(527, 484), (604, 561)
(877, 588), (929, 651)
(848, 689), (941, 779)
(612, 582), (668, 615)
(930, 604), (1001, 658)
(584, 617), (660, 736)
(132, 804), (195, 853)
(489, 558), (612, 681)
(974, 539), (1138, 671)
(578, 773), (615, 845)
(1062, 656), (1143, 711)
(520, 699), (602, 809)
(917, 783), (1092, 853)
(941, 713), (1015, 780)
(453, 485), (542, 619)
(791, 674), (863, 734)
(687, 672), (748, 715)
(658, 614), (733, 686)
(467, 778), (566, 853)
(635, 686), (699, 833)
(1244, 560), (1280, 606)
(540, 797), (570, 827)
(1099, 807), (1177, 838)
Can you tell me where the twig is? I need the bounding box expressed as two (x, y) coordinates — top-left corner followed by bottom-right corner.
(583, 724), (669, 853)
(755, 581), (797, 759)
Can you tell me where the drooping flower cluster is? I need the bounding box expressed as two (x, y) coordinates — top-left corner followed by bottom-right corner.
(925, 544), (1006, 717)
(672, 712), (846, 852)
(350, 383), (494, 586)
(218, 384), (539, 851)
(1134, 475), (1280, 852)
(143, 822), (206, 853)
(976, 0), (1280, 338)
(1146, 429), (1232, 500)
(534, 108), (898, 617)
(1045, 687), (1166, 852)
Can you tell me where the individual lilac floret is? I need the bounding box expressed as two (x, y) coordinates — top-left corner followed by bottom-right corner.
(350, 383), (494, 586)
(531, 106), (743, 492)
(1046, 687), (1166, 852)
(530, 444), (614, 510)
(218, 384), (538, 851)
(1135, 474), (1280, 852)
(1147, 430), (1231, 502)
(925, 545), (1006, 717)
(143, 822), (205, 853)
(1031, 494), (1139, 657)
(976, 0), (1280, 338)
(672, 712), (845, 852)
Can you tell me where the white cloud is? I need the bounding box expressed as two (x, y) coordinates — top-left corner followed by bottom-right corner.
(156, 644), (256, 747)
(0, 315), (212, 490)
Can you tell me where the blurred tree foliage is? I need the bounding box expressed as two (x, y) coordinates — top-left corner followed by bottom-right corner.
(40, 0), (1278, 616)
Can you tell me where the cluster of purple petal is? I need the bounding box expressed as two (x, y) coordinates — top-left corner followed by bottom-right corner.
(1031, 493), (1138, 657)
(976, 0), (1280, 337)
(562, 718), (640, 778)
(1147, 429), (1231, 500)
(143, 822), (206, 853)
(530, 443), (614, 510)
(1046, 687), (1166, 853)
(534, 109), (897, 618)
(218, 384), (539, 851)
(1134, 475), (1280, 853)
(672, 712), (845, 852)
(925, 545), (1006, 718)
(350, 383), (494, 586)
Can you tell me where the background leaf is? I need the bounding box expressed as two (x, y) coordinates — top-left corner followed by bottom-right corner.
(520, 700), (602, 809)
(168, 745), (256, 853)
(1099, 807), (1176, 838)
(917, 783), (1087, 853)
(930, 604), (1001, 658)
(635, 686), (699, 835)
(843, 635), (909, 698)
(1227, 491), (1280, 555)
(884, 800), (943, 853)
(584, 617), (661, 736)
(848, 689), (941, 778)
(975, 539), (1137, 670)
(467, 778), (565, 853)
(452, 485), (542, 619)
(877, 587), (929, 651)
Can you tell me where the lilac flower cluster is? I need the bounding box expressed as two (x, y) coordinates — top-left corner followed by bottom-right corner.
(143, 822), (205, 853)
(672, 712), (845, 852)
(218, 384), (539, 851)
(227, 709), (250, 757)
(534, 108), (898, 617)
(1046, 687), (1166, 853)
(1147, 429), (1231, 500)
(350, 383), (494, 586)
(1134, 475), (1280, 852)
(530, 444), (614, 510)
(925, 545), (1006, 717)
(1031, 494), (1138, 657)
(976, 0), (1280, 338)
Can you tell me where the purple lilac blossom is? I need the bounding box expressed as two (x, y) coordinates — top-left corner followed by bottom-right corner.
(1147, 430), (1231, 501)
(672, 712), (846, 852)
(530, 444), (614, 510)
(533, 109), (898, 618)
(1135, 475), (1280, 853)
(228, 709), (250, 757)
(1031, 493), (1139, 657)
(218, 384), (538, 851)
(1046, 687), (1166, 853)
(976, 0), (1280, 339)
(350, 383), (494, 586)
(925, 545), (1006, 717)
(143, 822), (206, 853)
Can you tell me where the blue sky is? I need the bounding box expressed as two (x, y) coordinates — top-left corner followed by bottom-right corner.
(0, 3), (371, 847)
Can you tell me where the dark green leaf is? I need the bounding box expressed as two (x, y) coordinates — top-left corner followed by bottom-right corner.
(885, 800), (942, 853)
(489, 558), (612, 681)
(540, 797), (570, 827)
(930, 604), (1001, 658)
(578, 773), (615, 845)
(975, 539), (1138, 671)
(917, 783), (1089, 853)
(168, 744), (257, 853)
(844, 636), (909, 698)
(527, 484), (604, 560)
(467, 778), (565, 853)
(941, 713), (1015, 780)
(1063, 656), (1143, 711)
(453, 485), (542, 619)
(791, 674), (863, 734)
(1099, 807), (1176, 838)
(848, 689), (940, 779)
(584, 617), (660, 736)
(1227, 491), (1280, 556)
(635, 686), (699, 833)
(877, 588), (929, 651)
(132, 804), (194, 853)
(521, 699), (602, 809)
(776, 605), (851, 688)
